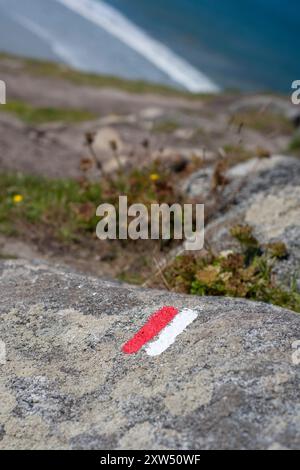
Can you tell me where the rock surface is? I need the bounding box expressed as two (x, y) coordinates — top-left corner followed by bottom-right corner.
(187, 155), (300, 288)
(0, 260), (299, 450)
(1, 54), (297, 180)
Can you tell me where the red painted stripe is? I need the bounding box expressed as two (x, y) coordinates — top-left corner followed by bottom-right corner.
(122, 306), (179, 354)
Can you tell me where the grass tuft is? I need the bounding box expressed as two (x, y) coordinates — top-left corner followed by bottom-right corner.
(231, 110), (293, 135)
(163, 225), (300, 313)
(0, 52), (221, 99)
(0, 99), (97, 124)
(288, 134), (300, 155)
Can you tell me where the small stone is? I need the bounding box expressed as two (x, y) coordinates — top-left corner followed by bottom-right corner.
(93, 127), (123, 154)
(139, 107), (164, 120)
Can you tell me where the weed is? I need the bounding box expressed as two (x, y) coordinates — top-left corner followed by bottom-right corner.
(0, 52), (210, 99)
(0, 173), (102, 242)
(163, 225), (300, 313)
(231, 110), (293, 135)
(0, 99), (96, 124)
(288, 134), (300, 155)
(0, 158), (186, 247)
(152, 120), (180, 134)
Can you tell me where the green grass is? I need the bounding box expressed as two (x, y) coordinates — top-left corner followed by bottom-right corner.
(0, 165), (187, 285)
(0, 172), (102, 242)
(0, 51), (215, 99)
(288, 134), (300, 155)
(163, 225), (300, 313)
(152, 119), (180, 133)
(0, 99), (97, 124)
(0, 162), (182, 244)
(1, 171), (299, 313)
(231, 110), (293, 135)
(222, 144), (255, 165)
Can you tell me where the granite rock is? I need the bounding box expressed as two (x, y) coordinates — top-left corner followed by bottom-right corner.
(0, 260), (299, 450)
(187, 156), (300, 288)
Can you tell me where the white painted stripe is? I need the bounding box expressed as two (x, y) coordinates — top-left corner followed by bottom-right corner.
(145, 308), (198, 357)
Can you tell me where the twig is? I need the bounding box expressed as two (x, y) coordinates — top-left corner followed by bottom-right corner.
(153, 256), (172, 291)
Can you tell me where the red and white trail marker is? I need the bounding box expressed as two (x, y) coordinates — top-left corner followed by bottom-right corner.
(122, 306), (199, 356)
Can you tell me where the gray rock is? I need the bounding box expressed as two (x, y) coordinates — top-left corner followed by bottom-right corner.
(0, 424), (5, 441)
(139, 107), (165, 120)
(93, 126), (124, 154)
(184, 166), (213, 198)
(185, 155), (299, 199)
(228, 95), (296, 120)
(0, 260), (299, 450)
(188, 156), (300, 288)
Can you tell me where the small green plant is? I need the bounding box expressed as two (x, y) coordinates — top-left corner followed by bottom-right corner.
(0, 163), (190, 283)
(0, 159), (185, 247)
(153, 120), (180, 134)
(222, 144), (254, 165)
(163, 225), (300, 313)
(288, 134), (300, 155)
(0, 173), (102, 242)
(0, 100), (96, 124)
(231, 110), (293, 135)
(0, 52), (199, 98)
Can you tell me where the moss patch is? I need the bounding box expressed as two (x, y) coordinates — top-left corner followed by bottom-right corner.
(0, 158), (185, 245)
(231, 110), (293, 135)
(163, 224), (300, 313)
(222, 144), (255, 165)
(288, 134), (300, 155)
(0, 173), (102, 241)
(0, 52), (201, 98)
(0, 99), (97, 124)
(152, 120), (180, 134)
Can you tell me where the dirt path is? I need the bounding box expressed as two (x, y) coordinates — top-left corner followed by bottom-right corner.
(0, 57), (211, 115)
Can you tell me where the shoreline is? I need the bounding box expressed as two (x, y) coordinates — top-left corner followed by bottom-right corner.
(56, 0), (219, 93)
(0, 0), (218, 94)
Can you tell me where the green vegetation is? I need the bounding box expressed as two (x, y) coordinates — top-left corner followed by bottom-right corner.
(208, 144), (270, 173)
(288, 134), (300, 155)
(231, 110), (293, 135)
(1, 171), (299, 312)
(0, 161), (182, 244)
(152, 119), (180, 134)
(0, 52), (213, 99)
(0, 99), (96, 124)
(163, 224), (300, 313)
(222, 144), (255, 165)
(0, 172), (102, 241)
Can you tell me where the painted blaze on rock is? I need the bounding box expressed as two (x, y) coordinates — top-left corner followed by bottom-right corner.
(122, 306), (199, 356)
(0, 260), (300, 450)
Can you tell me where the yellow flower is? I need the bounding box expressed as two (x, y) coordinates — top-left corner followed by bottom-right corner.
(13, 194), (23, 204)
(149, 173), (159, 182)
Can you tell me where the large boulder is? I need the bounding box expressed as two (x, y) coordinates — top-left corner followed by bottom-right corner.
(0, 260), (299, 450)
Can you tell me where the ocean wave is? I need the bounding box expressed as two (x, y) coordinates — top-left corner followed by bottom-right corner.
(55, 0), (219, 93)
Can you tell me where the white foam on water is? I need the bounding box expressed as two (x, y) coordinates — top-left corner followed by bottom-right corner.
(55, 0), (219, 93)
